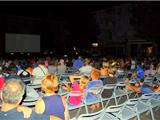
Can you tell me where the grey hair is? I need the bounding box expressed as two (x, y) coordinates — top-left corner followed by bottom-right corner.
(2, 79), (25, 104)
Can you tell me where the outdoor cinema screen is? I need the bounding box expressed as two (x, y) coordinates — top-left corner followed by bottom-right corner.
(5, 33), (40, 53)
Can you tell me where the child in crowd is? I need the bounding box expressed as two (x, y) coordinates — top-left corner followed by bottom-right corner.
(85, 70), (103, 110)
(63, 75), (89, 106)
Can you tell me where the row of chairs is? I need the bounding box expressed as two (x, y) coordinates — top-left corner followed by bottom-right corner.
(72, 93), (160, 120)
(64, 80), (130, 119)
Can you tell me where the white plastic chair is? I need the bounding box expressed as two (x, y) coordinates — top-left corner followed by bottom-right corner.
(27, 77), (41, 89)
(125, 98), (155, 120)
(141, 93), (160, 116)
(22, 86), (40, 106)
(83, 86), (104, 114)
(101, 84), (117, 107)
(105, 102), (137, 120)
(102, 79), (129, 105)
(113, 82), (129, 105)
(66, 91), (85, 119)
(71, 108), (119, 120)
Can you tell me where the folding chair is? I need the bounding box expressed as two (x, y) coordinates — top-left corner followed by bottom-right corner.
(58, 80), (70, 96)
(22, 77), (31, 85)
(22, 86), (40, 106)
(144, 77), (154, 85)
(125, 98), (155, 120)
(103, 98), (153, 120)
(27, 77), (41, 89)
(100, 76), (117, 85)
(74, 108), (119, 120)
(103, 78), (129, 105)
(104, 102), (137, 120)
(141, 93), (160, 114)
(65, 91), (85, 119)
(83, 86), (104, 114)
(65, 67), (74, 73)
(116, 70), (126, 83)
(71, 108), (105, 120)
(113, 82), (129, 105)
(101, 84), (117, 107)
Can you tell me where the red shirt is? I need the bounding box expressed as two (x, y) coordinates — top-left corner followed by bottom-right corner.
(0, 76), (4, 90)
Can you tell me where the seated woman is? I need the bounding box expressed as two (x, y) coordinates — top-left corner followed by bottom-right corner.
(35, 74), (69, 120)
(63, 75), (89, 106)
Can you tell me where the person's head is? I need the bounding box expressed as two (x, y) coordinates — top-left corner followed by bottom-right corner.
(102, 62), (109, 68)
(92, 61), (101, 70)
(41, 74), (59, 93)
(37, 59), (44, 65)
(139, 78), (144, 86)
(8, 63), (17, 74)
(150, 63), (156, 70)
(79, 76), (89, 89)
(131, 71), (137, 78)
(84, 58), (90, 65)
(59, 59), (65, 65)
(91, 70), (100, 80)
(2, 79), (25, 105)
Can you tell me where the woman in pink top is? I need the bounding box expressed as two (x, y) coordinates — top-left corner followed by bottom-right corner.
(63, 75), (89, 105)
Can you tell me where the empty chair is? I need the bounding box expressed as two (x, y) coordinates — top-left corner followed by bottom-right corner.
(125, 98), (155, 120)
(83, 86), (104, 114)
(75, 108), (120, 120)
(22, 86), (40, 106)
(101, 85), (116, 107)
(100, 76), (117, 85)
(104, 103), (137, 120)
(113, 83), (129, 105)
(103, 98), (154, 120)
(66, 91), (85, 119)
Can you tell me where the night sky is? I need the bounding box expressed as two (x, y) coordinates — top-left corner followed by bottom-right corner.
(0, 1), (159, 56)
(0, 1), (127, 54)
(0, 2), (126, 17)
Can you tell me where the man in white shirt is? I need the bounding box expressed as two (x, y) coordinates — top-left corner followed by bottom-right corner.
(31, 59), (48, 84)
(79, 58), (92, 76)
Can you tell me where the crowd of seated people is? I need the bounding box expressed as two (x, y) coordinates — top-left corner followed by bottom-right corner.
(1, 56), (160, 119)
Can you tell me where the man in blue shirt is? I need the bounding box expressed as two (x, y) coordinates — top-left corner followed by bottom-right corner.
(72, 56), (84, 71)
(136, 65), (144, 79)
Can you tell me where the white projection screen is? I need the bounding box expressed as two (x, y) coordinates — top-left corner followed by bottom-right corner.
(5, 33), (40, 53)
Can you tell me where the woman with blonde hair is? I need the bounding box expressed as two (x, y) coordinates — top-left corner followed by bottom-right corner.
(35, 74), (69, 120)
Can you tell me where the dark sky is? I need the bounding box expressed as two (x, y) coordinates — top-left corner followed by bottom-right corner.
(0, 2), (128, 18)
(0, 1), (129, 54)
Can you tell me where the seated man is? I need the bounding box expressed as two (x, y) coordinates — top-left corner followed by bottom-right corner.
(31, 59), (48, 84)
(0, 79), (49, 120)
(79, 58), (92, 77)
